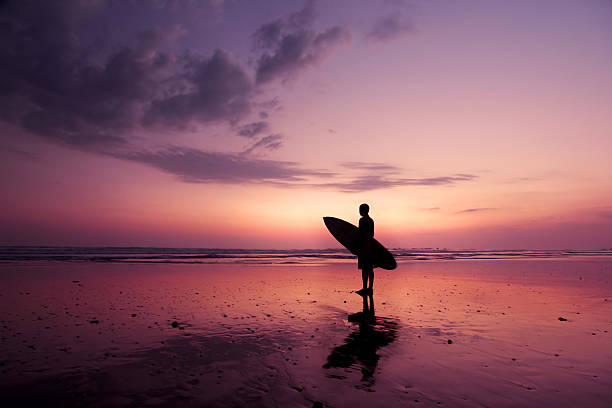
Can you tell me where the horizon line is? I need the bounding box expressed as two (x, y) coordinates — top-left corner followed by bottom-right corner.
(1, 245), (611, 252)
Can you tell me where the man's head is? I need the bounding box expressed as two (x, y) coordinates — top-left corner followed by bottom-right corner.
(359, 203), (369, 216)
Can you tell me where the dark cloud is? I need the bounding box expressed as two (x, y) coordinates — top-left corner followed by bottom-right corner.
(425, 207), (440, 211)
(316, 176), (409, 192)
(0, 1), (258, 148)
(143, 49), (254, 128)
(121, 146), (328, 184)
(0, 1), (456, 195)
(254, 2), (350, 84)
(243, 134), (283, 155)
(287, 0), (317, 29)
(237, 121), (269, 138)
(22, 45), (170, 147)
(135, 25), (185, 54)
(0, 0), (355, 190)
(0, 0), (349, 148)
(253, 19), (285, 50)
(0, 1), (174, 148)
(410, 175), (477, 184)
(259, 97), (282, 110)
(112, 144), (475, 192)
(367, 13), (415, 42)
(256, 97), (281, 119)
(251, 0), (316, 51)
(311, 174), (477, 193)
(456, 208), (495, 214)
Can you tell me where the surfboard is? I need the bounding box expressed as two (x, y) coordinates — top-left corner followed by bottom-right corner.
(323, 216), (397, 270)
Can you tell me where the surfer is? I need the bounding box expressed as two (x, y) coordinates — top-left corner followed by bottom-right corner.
(356, 203), (374, 295)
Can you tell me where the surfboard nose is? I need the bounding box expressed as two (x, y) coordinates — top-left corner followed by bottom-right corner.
(323, 216), (335, 229)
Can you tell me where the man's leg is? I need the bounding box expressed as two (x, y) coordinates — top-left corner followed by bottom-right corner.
(367, 266), (374, 290)
(361, 269), (368, 290)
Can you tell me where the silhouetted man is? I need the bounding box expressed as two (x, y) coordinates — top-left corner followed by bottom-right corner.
(356, 203), (374, 295)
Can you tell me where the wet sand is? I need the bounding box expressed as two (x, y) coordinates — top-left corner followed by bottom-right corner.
(1, 259), (611, 407)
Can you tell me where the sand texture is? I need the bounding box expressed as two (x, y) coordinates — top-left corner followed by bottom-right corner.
(1, 259), (611, 407)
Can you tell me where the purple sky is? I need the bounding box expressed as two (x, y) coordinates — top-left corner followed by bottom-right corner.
(1, 0), (611, 249)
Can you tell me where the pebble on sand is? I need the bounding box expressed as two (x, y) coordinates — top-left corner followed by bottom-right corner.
(447, 339), (453, 344)
(171, 321), (179, 328)
(558, 317), (567, 321)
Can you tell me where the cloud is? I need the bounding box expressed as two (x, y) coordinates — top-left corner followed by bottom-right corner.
(287, 0), (317, 29)
(251, 0), (315, 50)
(143, 49), (254, 128)
(368, 14), (415, 42)
(253, 1), (350, 84)
(237, 121), (269, 138)
(120, 146), (329, 184)
(424, 207), (440, 211)
(0, 0), (348, 148)
(112, 145), (476, 192)
(367, 3), (416, 43)
(0, 0), (357, 191)
(308, 163), (478, 192)
(253, 19), (285, 50)
(0, 1), (469, 195)
(340, 161), (401, 173)
(0, 1), (177, 148)
(311, 174), (477, 193)
(243, 134), (284, 155)
(0, 1), (261, 148)
(456, 208), (495, 214)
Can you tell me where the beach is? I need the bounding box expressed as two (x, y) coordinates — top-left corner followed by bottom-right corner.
(2, 1), (611, 406)
(1, 255), (611, 407)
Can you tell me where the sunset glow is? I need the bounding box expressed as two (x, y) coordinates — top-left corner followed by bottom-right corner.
(1, 0), (611, 249)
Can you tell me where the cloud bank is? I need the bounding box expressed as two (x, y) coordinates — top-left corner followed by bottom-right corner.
(313, 174), (477, 193)
(122, 146), (328, 184)
(253, 0), (351, 83)
(0, 0), (471, 193)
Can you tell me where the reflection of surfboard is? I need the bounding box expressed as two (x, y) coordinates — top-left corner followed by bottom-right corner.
(323, 217), (397, 270)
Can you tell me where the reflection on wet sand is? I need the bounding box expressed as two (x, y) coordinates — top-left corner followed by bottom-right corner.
(324, 294), (399, 386)
(2, 261), (612, 407)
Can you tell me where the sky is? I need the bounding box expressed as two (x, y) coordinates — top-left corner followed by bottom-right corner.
(1, 0), (611, 249)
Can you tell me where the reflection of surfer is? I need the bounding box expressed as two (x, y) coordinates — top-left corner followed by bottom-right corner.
(323, 293), (398, 386)
(356, 203), (374, 295)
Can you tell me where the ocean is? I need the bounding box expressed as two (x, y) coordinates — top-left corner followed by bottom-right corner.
(2, 246), (612, 264)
